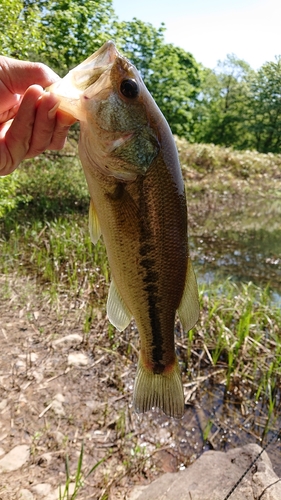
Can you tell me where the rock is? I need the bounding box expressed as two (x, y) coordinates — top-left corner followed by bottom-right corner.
(52, 334), (82, 348)
(51, 395), (65, 417)
(85, 399), (106, 413)
(129, 444), (281, 500)
(52, 430), (65, 446)
(67, 352), (89, 366)
(0, 399), (8, 411)
(15, 359), (26, 370)
(44, 483), (76, 500)
(53, 393), (65, 403)
(42, 493), (57, 500)
(129, 486), (147, 500)
(19, 352), (38, 363)
(31, 483), (52, 496)
(37, 452), (53, 467)
(0, 444), (30, 472)
(19, 489), (34, 500)
(252, 453), (281, 500)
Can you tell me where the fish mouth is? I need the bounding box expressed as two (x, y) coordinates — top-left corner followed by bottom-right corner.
(70, 41), (118, 91)
(47, 41), (118, 119)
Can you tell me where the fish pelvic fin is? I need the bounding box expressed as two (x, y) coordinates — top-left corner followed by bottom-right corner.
(107, 278), (132, 331)
(133, 355), (184, 419)
(89, 199), (102, 244)
(178, 258), (200, 332)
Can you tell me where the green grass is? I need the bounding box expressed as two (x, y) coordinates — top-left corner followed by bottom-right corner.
(177, 138), (281, 180)
(190, 281), (281, 408)
(1, 141), (281, 496)
(0, 216), (108, 286)
(0, 153), (109, 306)
(59, 443), (106, 500)
(1, 148), (281, 416)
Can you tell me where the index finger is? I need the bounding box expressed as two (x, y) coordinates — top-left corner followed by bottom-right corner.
(4, 85), (44, 170)
(0, 80), (21, 115)
(0, 56), (60, 95)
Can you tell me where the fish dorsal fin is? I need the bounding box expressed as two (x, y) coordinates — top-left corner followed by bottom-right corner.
(89, 199), (102, 244)
(107, 278), (132, 332)
(178, 259), (200, 332)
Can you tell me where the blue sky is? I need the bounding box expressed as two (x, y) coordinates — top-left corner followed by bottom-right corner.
(112, 0), (281, 69)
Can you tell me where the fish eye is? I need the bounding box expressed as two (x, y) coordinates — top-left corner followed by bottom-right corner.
(120, 79), (139, 99)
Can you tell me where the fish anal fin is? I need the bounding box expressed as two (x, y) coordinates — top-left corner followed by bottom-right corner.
(133, 355), (184, 419)
(89, 199), (102, 244)
(178, 258), (200, 332)
(107, 278), (132, 332)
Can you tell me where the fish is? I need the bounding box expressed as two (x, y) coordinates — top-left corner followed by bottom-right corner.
(48, 41), (199, 418)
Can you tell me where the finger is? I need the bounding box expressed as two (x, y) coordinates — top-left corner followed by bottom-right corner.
(4, 85), (44, 169)
(0, 120), (14, 175)
(0, 80), (21, 115)
(24, 91), (62, 158)
(0, 56), (59, 95)
(0, 103), (21, 124)
(48, 110), (77, 151)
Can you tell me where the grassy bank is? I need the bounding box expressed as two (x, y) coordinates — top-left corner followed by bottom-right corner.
(0, 140), (281, 498)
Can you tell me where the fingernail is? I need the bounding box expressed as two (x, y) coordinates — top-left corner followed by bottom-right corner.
(48, 101), (61, 119)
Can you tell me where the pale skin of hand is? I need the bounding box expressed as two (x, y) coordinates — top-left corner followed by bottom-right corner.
(0, 56), (76, 176)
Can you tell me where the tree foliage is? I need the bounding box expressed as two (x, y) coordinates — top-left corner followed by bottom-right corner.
(193, 55), (281, 153)
(0, 0), (43, 59)
(194, 55), (254, 148)
(247, 58), (281, 153)
(115, 18), (166, 81)
(1, 1), (281, 151)
(147, 43), (201, 139)
(39, 0), (116, 73)
(116, 19), (201, 139)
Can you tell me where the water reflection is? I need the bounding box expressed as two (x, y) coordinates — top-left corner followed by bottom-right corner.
(191, 229), (281, 302)
(182, 380), (281, 476)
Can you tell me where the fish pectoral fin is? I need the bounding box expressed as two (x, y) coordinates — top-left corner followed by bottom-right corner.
(107, 278), (132, 332)
(89, 199), (102, 244)
(133, 355), (184, 419)
(177, 258), (200, 332)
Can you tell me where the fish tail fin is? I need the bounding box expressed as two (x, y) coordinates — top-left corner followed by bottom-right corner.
(133, 355), (184, 419)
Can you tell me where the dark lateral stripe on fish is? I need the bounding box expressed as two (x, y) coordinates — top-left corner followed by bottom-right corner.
(139, 252), (166, 372)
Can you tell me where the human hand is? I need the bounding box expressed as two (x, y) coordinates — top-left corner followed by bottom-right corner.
(0, 56), (76, 176)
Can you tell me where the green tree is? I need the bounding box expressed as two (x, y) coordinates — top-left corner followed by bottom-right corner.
(0, 0), (117, 71)
(115, 18), (166, 81)
(0, 0), (43, 59)
(248, 58), (281, 153)
(194, 55), (254, 149)
(1, 2), (202, 142)
(148, 43), (201, 139)
(116, 19), (201, 140)
(40, 0), (117, 73)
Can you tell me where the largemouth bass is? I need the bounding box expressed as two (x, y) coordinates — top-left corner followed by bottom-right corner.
(48, 41), (199, 418)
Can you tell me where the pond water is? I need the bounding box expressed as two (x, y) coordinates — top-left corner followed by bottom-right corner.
(191, 228), (281, 303)
(189, 191), (281, 302)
